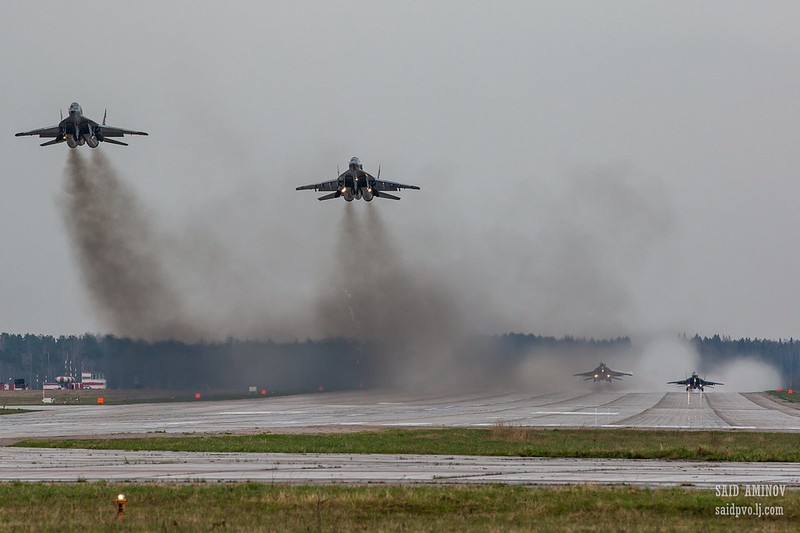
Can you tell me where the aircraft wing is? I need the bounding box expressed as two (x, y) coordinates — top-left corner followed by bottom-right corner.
(15, 125), (61, 138)
(96, 124), (148, 137)
(296, 179), (339, 192)
(573, 371), (596, 377)
(372, 179), (420, 192)
(609, 370), (633, 377)
(667, 378), (691, 385)
(701, 379), (723, 386)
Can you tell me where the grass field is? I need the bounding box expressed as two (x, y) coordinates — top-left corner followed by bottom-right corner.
(15, 426), (800, 462)
(768, 390), (800, 403)
(0, 482), (796, 532)
(0, 408), (29, 416)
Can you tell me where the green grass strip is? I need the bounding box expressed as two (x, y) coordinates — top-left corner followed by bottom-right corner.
(768, 390), (800, 403)
(0, 482), (796, 532)
(0, 408), (30, 416)
(14, 428), (800, 462)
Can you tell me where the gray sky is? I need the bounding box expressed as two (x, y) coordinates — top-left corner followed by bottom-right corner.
(1, 1), (799, 340)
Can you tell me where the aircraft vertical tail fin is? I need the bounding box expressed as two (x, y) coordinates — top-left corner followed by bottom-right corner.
(60, 109), (63, 121)
(103, 109), (107, 125)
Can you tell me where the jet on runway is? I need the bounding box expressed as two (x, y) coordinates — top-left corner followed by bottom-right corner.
(668, 372), (723, 392)
(574, 362), (633, 383)
(296, 157), (420, 201)
(15, 102), (148, 147)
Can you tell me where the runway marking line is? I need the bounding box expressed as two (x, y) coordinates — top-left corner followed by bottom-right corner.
(221, 411), (308, 415)
(531, 411), (619, 416)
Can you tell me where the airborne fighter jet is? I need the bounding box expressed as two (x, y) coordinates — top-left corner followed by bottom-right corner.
(15, 102), (148, 147)
(574, 362), (633, 383)
(296, 157), (420, 201)
(668, 372), (723, 392)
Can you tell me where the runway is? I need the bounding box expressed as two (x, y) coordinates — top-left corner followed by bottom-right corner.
(2, 447), (799, 487)
(2, 390), (800, 440)
(2, 390), (798, 487)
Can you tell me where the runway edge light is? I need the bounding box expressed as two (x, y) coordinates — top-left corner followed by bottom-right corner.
(115, 494), (127, 521)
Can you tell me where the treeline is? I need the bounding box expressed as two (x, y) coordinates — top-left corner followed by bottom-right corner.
(0, 332), (796, 391)
(688, 334), (800, 384)
(0, 334), (373, 393)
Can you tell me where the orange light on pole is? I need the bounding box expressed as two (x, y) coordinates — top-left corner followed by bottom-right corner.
(97, 397), (104, 405)
(115, 494), (127, 521)
(789, 390), (794, 395)
(195, 393), (201, 399)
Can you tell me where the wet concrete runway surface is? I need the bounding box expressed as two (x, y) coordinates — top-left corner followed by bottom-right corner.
(2, 447), (800, 487)
(3, 390), (800, 438)
(2, 390), (799, 486)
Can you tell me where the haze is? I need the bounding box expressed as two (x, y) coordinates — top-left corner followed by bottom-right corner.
(1, 2), (799, 343)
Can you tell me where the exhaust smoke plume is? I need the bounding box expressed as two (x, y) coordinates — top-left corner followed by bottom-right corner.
(632, 336), (782, 392)
(314, 206), (471, 390)
(56, 154), (783, 393)
(61, 150), (202, 341)
(625, 336), (702, 392)
(526, 166), (676, 338)
(714, 358), (782, 392)
(610, 336), (780, 393)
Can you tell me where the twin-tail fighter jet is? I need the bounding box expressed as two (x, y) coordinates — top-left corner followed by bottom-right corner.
(574, 362), (633, 383)
(668, 372), (723, 392)
(296, 157), (420, 201)
(15, 102), (148, 147)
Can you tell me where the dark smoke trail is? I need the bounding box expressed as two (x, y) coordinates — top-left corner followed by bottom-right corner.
(315, 205), (470, 390)
(61, 150), (201, 341)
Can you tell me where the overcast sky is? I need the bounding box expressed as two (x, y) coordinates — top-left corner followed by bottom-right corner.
(1, 1), (799, 341)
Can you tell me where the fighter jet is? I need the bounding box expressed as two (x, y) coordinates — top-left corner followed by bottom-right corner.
(574, 362), (633, 383)
(15, 102), (148, 147)
(668, 372), (723, 392)
(296, 157), (420, 201)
